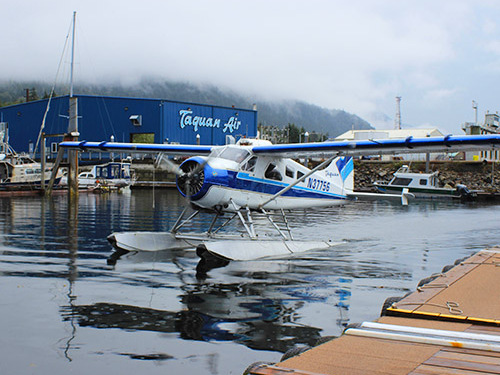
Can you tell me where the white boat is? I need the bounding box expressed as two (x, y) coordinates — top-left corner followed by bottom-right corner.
(373, 165), (474, 199)
(0, 126), (62, 192)
(60, 160), (136, 190)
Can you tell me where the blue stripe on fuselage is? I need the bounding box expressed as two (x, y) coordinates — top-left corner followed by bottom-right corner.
(232, 171), (345, 199)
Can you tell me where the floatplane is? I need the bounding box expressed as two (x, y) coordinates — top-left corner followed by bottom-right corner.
(60, 134), (500, 263)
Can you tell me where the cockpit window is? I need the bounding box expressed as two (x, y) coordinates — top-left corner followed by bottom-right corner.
(216, 147), (251, 163)
(242, 156), (257, 172)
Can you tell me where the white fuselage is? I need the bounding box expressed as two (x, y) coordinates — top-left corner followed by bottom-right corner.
(178, 144), (354, 211)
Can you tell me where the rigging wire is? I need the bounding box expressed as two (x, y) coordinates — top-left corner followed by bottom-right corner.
(34, 17), (74, 156)
(76, 19), (118, 144)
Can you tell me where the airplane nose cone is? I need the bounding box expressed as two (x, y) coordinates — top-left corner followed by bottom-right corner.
(177, 159), (205, 198)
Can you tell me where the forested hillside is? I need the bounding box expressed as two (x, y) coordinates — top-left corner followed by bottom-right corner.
(0, 79), (373, 138)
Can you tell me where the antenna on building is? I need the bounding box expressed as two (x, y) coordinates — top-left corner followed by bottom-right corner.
(394, 96), (402, 130)
(472, 100), (478, 124)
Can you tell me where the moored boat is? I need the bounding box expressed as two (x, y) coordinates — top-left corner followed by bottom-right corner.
(0, 127), (62, 192)
(60, 160), (136, 191)
(373, 165), (474, 199)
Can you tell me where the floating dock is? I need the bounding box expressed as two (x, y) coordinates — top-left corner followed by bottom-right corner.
(245, 247), (500, 375)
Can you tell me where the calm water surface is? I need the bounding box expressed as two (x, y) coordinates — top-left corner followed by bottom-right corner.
(1, 189), (499, 374)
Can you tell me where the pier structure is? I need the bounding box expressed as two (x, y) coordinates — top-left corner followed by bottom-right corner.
(245, 247), (500, 374)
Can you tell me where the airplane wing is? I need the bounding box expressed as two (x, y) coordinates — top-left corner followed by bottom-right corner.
(59, 134), (500, 157)
(58, 141), (213, 155)
(251, 134), (500, 158)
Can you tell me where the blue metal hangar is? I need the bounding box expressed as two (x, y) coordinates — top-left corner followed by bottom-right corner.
(0, 94), (258, 158)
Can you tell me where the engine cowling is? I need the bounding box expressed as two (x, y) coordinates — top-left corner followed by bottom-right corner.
(176, 157), (206, 199)
(176, 156), (234, 206)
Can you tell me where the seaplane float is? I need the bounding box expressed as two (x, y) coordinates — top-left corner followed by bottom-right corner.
(59, 134), (500, 264)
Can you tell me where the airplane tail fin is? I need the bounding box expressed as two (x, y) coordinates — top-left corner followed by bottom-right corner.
(323, 156), (354, 193)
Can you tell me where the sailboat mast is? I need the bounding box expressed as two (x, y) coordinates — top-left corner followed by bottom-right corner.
(46, 11), (80, 196)
(67, 11), (79, 196)
(70, 11), (76, 98)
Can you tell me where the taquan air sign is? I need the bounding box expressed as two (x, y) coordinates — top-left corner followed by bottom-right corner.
(179, 109), (242, 134)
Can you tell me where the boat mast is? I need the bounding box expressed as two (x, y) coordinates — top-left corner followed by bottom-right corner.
(67, 11), (79, 196)
(47, 12), (79, 195)
(70, 11), (76, 98)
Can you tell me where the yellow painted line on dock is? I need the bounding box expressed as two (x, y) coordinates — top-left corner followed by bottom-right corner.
(387, 308), (500, 326)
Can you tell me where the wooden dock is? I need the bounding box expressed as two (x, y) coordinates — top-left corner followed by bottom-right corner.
(245, 247), (500, 375)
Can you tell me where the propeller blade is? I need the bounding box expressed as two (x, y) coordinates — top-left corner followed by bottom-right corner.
(155, 153), (183, 176)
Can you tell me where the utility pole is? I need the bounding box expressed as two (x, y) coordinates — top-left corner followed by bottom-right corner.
(394, 96), (402, 130)
(472, 100), (478, 124)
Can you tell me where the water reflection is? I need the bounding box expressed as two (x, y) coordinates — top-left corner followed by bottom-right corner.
(0, 190), (499, 374)
(61, 288), (323, 355)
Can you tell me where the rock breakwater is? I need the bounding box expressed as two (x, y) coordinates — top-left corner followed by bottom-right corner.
(354, 160), (500, 193)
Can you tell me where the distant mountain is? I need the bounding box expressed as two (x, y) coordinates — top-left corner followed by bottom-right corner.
(0, 78), (373, 137)
(364, 111), (394, 130)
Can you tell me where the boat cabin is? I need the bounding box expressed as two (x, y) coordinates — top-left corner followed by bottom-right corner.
(389, 165), (440, 188)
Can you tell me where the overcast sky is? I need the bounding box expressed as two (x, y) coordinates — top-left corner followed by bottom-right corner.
(3, 0), (500, 134)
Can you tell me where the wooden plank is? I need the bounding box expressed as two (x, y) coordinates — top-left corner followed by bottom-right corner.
(424, 356), (500, 373)
(467, 325), (500, 335)
(443, 347), (500, 359)
(278, 335), (439, 375)
(377, 316), (471, 332)
(434, 350), (500, 366)
(410, 363), (489, 374)
(246, 364), (328, 375)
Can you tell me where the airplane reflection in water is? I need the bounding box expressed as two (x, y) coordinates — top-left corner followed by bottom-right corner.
(60, 289), (325, 353)
(58, 243), (354, 355)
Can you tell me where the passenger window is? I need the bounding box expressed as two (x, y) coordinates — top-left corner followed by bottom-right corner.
(265, 163), (282, 181)
(297, 171), (305, 179)
(285, 167), (294, 178)
(419, 179), (427, 186)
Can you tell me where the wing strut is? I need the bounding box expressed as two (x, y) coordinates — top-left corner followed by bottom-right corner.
(258, 155), (337, 209)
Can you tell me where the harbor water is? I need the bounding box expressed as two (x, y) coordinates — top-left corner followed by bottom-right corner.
(1, 189), (499, 374)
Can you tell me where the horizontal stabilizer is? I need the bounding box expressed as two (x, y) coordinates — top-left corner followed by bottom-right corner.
(347, 190), (415, 205)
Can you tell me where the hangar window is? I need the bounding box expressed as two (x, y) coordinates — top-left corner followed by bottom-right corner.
(51, 142), (58, 154)
(129, 115), (142, 126)
(131, 133), (154, 143)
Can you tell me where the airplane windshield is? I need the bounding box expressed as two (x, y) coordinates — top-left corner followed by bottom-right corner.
(217, 147), (250, 163)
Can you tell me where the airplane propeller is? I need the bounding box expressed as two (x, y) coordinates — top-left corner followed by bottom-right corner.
(177, 159), (205, 197)
(154, 153), (208, 203)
